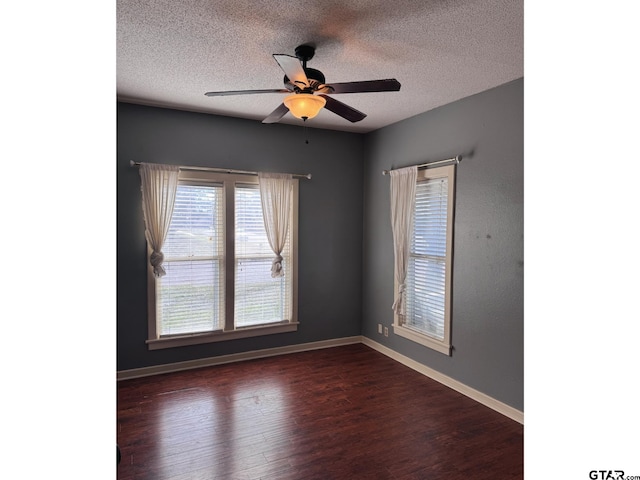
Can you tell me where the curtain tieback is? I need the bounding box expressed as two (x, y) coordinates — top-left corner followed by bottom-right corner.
(271, 255), (284, 278)
(150, 250), (166, 278)
(392, 283), (406, 315)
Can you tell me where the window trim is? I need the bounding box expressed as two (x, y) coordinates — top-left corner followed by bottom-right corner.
(392, 164), (455, 356)
(146, 170), (299, 350)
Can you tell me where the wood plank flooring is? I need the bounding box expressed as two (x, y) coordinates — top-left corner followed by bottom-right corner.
(117, 344), (523, 479)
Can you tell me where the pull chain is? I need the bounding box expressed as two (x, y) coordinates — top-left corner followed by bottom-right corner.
(302, 117), (309, 144)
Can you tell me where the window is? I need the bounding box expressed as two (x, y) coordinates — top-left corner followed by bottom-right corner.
(146, 171), (298, 350)
(393, 164), (455, 355)
(158, 182), (225, 336)
(234, 184), (292, 328)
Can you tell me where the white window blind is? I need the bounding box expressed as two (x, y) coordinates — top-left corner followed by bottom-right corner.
(405, 177), (448, 340)
(234, 184), (291, 327)
(158, 184), (225, 335)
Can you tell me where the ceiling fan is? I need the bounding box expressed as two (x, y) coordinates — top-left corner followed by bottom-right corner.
(204, 44), (401, 124)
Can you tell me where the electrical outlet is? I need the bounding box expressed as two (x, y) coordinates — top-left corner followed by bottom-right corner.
(378, 324), (382, 334)
(384, 326), (389, 337)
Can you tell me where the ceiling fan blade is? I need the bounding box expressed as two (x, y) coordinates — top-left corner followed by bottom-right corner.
(319, 95), (366, 123)
(272, 54), (309, 89)
(262, 103), (290, 124)
(322, 79), (401, 94)
(205, 89), (289, 97)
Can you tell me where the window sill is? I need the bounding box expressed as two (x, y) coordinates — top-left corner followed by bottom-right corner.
(393, 324), (451, 356)
(146, 322), (299, 350)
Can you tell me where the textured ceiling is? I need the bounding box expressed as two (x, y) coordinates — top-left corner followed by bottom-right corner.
(117, 0), (523, 133)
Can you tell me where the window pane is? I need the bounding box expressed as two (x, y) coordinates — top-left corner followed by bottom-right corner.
(158, 184), (225, 335)
(235, 185), (275, 256)
(235, 258), (289, 327)
(164, 185), (222, 258)
(159, 260), (224, 335)
(406, 257), (445, 340)
(235, 185), (291, 328)
(413, 178), (448, 257)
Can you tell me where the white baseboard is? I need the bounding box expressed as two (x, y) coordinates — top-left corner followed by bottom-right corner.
(117, 336), (362, 381)
(361, 336), (524, 424)
(117, 335), (523, 425)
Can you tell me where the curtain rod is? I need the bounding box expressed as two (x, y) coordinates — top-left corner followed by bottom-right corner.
(129, 161), (312, 180)
(381, 155), (462, 175)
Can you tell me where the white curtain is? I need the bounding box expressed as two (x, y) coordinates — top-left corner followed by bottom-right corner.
(390, 166), (417, 316)
(258, 172), (293, 277)
(139, 163), (180, 278)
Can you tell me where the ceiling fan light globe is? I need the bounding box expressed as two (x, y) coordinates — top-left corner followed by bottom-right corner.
(283, 93), (326, 120)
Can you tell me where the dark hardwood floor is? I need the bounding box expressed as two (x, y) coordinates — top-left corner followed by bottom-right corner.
(117, 343), (523, 479)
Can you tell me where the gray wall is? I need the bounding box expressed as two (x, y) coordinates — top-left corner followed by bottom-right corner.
(117, 103), (364, 371)
(362, 78), (524, 410)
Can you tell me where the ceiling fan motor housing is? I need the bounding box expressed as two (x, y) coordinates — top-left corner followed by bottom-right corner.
(282, 44), (326, 93)
(284, 67), (326, 93)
